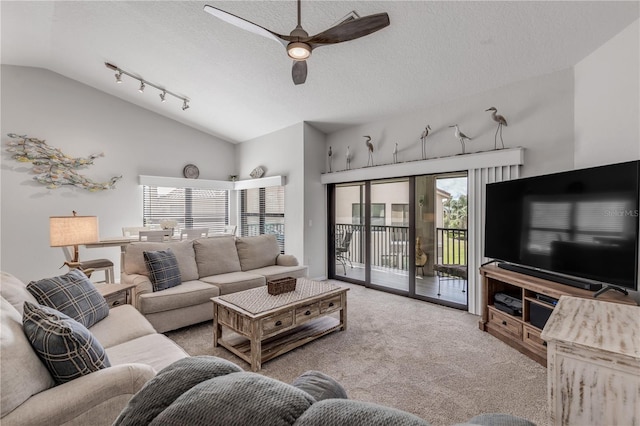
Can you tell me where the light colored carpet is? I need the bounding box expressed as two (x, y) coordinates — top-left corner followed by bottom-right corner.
(165, 281), (549, 426)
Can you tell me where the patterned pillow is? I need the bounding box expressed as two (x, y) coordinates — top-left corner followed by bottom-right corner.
(144, 249), (182, 292)
(27, 269), (109, 328)
(22, 301), (110, 384)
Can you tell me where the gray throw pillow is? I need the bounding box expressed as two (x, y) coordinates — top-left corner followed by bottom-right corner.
(22, 301), (110, 384)
(143, 249), (182, 292)
(27, 269), (109, 328)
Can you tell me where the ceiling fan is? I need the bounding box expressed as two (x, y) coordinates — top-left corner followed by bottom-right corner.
(203, 1), (390, 85)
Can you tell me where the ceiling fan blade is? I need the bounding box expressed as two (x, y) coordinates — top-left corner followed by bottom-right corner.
(292, 60), (308, 85)
(308, 13), (390, 47)
(204, 5), (289, 48)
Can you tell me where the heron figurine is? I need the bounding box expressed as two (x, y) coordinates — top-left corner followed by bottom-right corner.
(364, 135), (374, 166)
(346, 145), (351, 170)
(393, 142), (398, 163)
(328, 146), (333, 172)
(449, 124), (472, 154)
(420, 125), (431, 159)
(486, 107), (507, 149)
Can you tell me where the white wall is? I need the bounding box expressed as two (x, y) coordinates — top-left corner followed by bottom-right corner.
(1, 65), (235, 282)
(235, 123), (306, 267)
(303, 123), (328, 279)
(574, 19), (640, 168)
(326, 68), (575, 179)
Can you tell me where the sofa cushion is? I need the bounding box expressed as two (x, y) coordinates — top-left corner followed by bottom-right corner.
(292, 370), (348, 401)
(105, 334), (188, 374)
(247, 265), (308, 282)
(200, 272), (265, 295)
(138, 280), (220, 315)
(193, 236), (242, 277)
(236, 234), (281, 271)
(144, 249), (182, 292)
(22, 301), (111, 384)
(294, 399), (430, 426)
(0, 271), (39, 315)
(89, 304), (157, 349)
(27, 269), (109, 328)
(124, 240), (199, 282)
(115, 356), (242, 425)
(0, 297), (55, 417)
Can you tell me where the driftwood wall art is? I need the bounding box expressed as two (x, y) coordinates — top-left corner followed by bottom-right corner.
(5, 133), (122, 191)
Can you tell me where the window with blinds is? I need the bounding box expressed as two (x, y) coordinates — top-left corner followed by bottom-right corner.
(239, 186), (285, 252)
(143, 186), (229, 233)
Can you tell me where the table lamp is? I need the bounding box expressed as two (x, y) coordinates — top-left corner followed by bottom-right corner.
(49, 211), (99, 264)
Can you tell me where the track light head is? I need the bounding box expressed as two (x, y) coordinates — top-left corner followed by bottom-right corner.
(115, 71), (123, 83)
(138, 81), (146, 93)
(160, 91), (167, 102)
(182, 99), (190, 111)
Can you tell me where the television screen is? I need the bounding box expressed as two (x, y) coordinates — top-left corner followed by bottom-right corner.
(485, 160), (639, 290)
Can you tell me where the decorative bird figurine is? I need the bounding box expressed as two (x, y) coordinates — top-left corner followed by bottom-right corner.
(449, 124), (472, 154)
(364, 135), (374, 167)
(346, 145), (351, 170)
(328, 146), (333, 172)
(420, 125), (431, 160)
(393, 143), (398, 164)
(485, 107), (507, 149)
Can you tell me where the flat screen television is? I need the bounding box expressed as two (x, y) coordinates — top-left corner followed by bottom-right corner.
(484, 160), (639, 292)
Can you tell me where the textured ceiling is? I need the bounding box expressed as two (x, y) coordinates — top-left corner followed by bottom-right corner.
(2, 1), (638, 143)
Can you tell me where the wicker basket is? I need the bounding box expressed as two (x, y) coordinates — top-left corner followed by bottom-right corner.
(267, 277), (297, 295)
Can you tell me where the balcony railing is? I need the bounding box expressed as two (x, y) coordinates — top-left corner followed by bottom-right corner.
(335, 224), (467, 271)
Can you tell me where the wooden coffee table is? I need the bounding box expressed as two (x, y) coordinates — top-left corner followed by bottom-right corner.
(211, 279), (348, 371)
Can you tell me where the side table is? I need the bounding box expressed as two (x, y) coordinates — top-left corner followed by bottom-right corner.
(95, 283), (135, 309)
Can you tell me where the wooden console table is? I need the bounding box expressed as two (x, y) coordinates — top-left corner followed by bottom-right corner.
(541, 296), (640, 426)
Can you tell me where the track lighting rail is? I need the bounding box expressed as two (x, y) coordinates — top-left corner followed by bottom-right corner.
(105, 62), (190, 111)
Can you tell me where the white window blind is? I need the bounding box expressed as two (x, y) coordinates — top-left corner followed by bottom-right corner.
(240, 186), (285, 252)
(143, 186), (229, 233)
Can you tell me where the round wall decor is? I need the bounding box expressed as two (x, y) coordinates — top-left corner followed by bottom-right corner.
(183, 164), (200, 179)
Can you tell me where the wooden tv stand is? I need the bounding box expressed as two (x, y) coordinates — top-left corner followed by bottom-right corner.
(479, 264), (637, 366)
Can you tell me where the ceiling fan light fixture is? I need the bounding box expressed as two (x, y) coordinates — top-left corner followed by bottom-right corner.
(287, 42), (311, 60)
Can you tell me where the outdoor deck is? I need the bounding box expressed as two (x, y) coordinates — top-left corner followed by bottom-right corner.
(335, 262), (467, 307)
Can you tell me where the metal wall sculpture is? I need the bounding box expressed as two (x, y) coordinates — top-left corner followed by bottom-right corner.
(5, 133), (122, 191)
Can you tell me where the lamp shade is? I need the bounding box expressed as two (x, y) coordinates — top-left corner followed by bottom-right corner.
(49, 216), (99, 247)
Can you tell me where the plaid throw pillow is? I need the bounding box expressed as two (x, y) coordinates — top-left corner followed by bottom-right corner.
(27, 269), (109, 328)
(22, 301), (110, 384)
(144, 249), (182, 292)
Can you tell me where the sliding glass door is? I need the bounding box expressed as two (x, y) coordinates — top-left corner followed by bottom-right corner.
(333, 183), (365, 282)
(329, 173), (468, 310)
(369, 179), (410, 292)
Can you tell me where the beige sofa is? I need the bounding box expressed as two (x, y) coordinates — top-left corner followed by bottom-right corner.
(121, 234), (308, 332)
(0, 271), (189, 426)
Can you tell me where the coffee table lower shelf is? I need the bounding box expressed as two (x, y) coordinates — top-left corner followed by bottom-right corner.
(217, 316), (342, 370)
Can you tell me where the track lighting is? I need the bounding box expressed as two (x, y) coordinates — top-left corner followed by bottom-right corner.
(105, 62), (190, 112)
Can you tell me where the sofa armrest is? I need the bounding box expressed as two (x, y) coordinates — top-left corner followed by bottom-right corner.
(277, 254), (299, 267)
(0, 364), (155, 426)
(121, 273), (153, 310)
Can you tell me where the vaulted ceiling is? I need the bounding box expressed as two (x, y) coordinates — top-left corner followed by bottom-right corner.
(2, 1), (638, 143)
